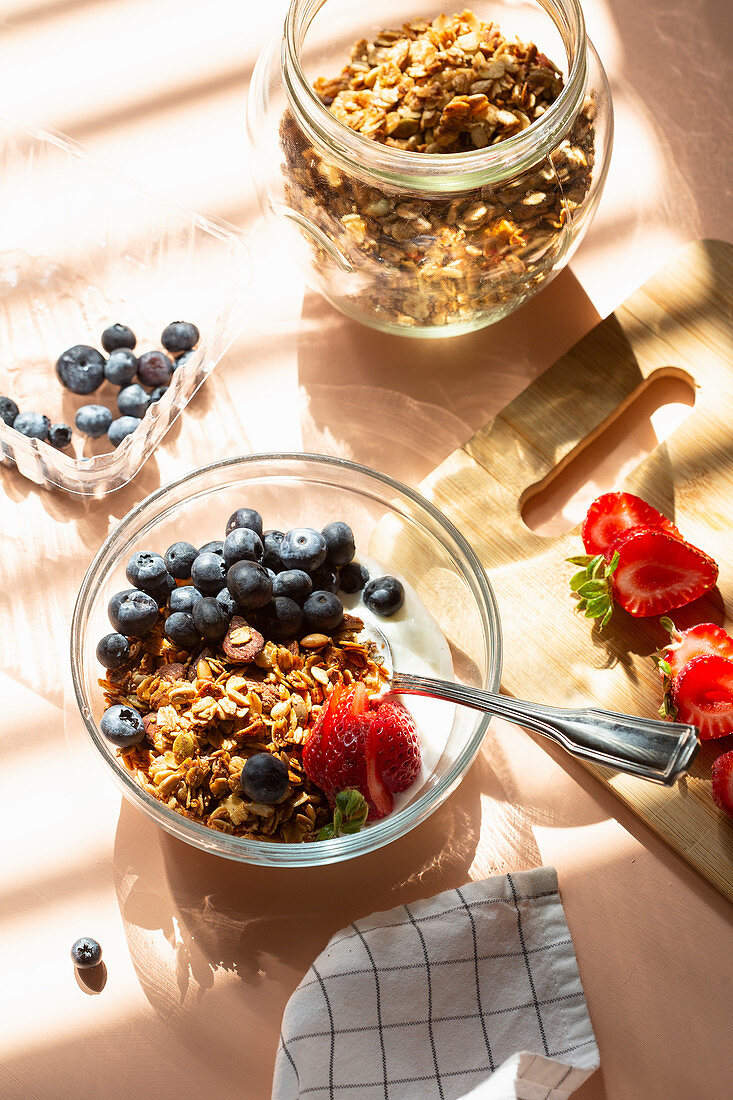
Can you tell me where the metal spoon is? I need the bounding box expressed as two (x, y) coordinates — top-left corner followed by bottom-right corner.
(367, 626), (699, 786)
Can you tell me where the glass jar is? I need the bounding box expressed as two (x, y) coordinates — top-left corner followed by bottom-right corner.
(247, 0), (612, 338)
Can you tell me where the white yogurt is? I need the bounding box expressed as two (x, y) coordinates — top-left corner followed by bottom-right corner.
(341, 556), (456, 814)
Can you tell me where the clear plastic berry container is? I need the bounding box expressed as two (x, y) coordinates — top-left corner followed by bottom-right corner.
(0, 118), (251, 494)
(69, 454), (502, 866)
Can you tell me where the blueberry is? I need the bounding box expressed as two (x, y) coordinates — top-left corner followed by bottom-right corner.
(272, 569), (313, 605)
(280, 528), (327, 572)
(164, 612), (200, 648)
(216, 587), (241, 616)
(75, 404), (113, 439)
(108, 416), (140, 446)
(101, 323), (136, 353)
(149, 385), (168, 403)
(310, 564), (339, 594)
(148, 572), (176, 608)
(0, 396), (19, 426)
(169, 585), (203, 614)
(161, 321), (200, 354)
(339, 562), (370, 593)
(223, 527), (264, 568)
(175, 349), (194, 368)
(125, 550), (167, 592)
(96, 632), (130, 669)
(198, 540), (224, 557)
(262, 529), (285, 572)
(100, 703), (145, 748)
(192, 596), (230, 639)
(240, 752), (289, 804)
(363, 575), (404, 617)
(322, 521), (355, 566)
(13, 411), (50, 440)
(164, 540), (198, 579)
(303, 591), (343, 632)
(259, 596), (303, 640)
(104, 348), (138, 387)
(71, 937), (103, 970)
(48, 423), (73, 449)
(191, 551), (227, 594)
(225, 507), (263, 538)
(137, 350), (174, 388)
(226, 560), (273, 610)
(109, 589), (159, 636)
(56, 345), (105, 394)
(117, 383), (150, 419)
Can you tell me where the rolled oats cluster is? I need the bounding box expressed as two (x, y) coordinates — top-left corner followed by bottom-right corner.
(101, 615), (387, 843)
(280, 8), (596, 328)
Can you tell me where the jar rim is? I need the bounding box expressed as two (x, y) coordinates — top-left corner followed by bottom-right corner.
(282, 0), (589, 191)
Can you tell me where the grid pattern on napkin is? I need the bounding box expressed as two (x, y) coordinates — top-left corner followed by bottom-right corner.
(274, 867), (597, 1100)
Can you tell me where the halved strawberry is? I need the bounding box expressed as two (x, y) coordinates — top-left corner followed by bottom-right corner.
(365, 720), (395, 819)
(711, 750), (733, 817)
(581, 492), (681, 555)
(672, 654), (733, 740)
(302, 682), (343, 789)
(368, 699), (421, 793)
(609, 526), (718, 617)
(658, 621), (733, 682)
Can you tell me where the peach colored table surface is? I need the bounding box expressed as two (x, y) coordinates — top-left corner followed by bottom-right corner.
(1, 2), (732, 1098)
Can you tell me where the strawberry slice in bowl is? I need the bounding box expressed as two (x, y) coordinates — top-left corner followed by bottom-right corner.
(581, 491), (681, 555)
(672, 654), (733, 740)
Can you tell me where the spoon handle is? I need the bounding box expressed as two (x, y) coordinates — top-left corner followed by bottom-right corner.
(390, 672), (699, 785)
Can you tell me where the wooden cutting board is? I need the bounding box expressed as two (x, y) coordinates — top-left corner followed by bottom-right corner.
(419, 238), (733, 903)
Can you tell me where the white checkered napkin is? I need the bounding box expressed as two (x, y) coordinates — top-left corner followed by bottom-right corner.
(274, 867), (598, 1100)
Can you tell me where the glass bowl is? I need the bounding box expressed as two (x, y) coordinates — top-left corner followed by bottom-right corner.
(0, 117), (251, 494)
(70, 453), (502, 865)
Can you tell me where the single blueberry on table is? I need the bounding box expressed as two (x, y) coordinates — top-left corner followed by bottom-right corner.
(164, 540), (198, 579)
(137, 350), (174, 388)
(322, 521), (356, 566)
(223, 527), (264, 568)
(192, 596), (230, 639)
(363, 575), (405, 617)
(117, 383), (150, 419)
(13, 411), (51, 440)
(309, 563), (339, 594)
(339, 561), (370, 594)
(101, 323), (136, 353)
(273, 569), (313, 605)
(164, 612), (200, 648)
(262, 529), (285, 572)
(240, 753), (289, 804)
(71, 937), (103, 970)
(110, 589), (159, 636)
(169, 585), (203, 615)
(100, 704), (145, 748)
(191, 551), (227, 594)
(48, 423), (73, 449)
(198, 540), (224, 557)
(149, 385), (168, 403)
(56, 345), (105, 394)
(104, 348), (138, 387)
(216, 587), (241, 617)
(161, 321), (200, 354)
(96, 632), (130, 670)
(108, 416), (140, 446)
(226, 560), (273, 610)
(225, 507), (263, 538)
(125, 550), (168, 592)
(303, 590), (344, 632)
(259, 596), (303, 640)
(280, 528), (327, 573)
(0, 396), (19, 426)
(75, 404), (113, 439)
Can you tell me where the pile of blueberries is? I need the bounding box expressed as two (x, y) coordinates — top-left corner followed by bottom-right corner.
(58, 320), (199, 447)
(0, 320), (199, 452)
(97, 507), (405, 748)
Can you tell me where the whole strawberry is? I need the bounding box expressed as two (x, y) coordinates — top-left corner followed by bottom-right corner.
(368, 699), (421, 793)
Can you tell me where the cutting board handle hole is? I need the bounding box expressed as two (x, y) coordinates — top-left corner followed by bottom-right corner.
(520, 368), (696, 537)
